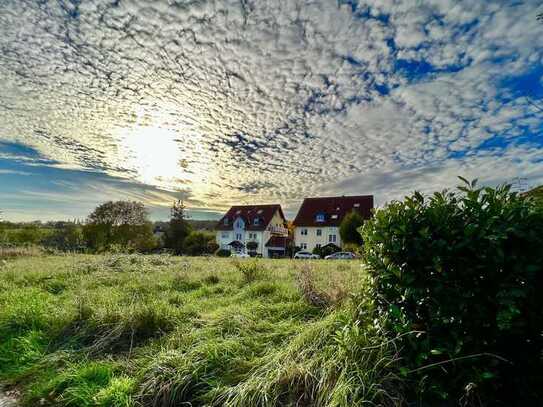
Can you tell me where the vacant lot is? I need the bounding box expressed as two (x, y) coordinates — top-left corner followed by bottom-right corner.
(0, 254), (395, 406)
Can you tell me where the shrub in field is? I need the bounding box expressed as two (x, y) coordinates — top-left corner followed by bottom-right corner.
(184, 231), (216, 256)
(362, 179), (543, 404)
(215, 248), (231, 257)
(233, 259), (264, 283)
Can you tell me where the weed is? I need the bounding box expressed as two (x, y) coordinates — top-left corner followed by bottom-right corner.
(296, 264), (331, 308)
(233, 259), (265, 283)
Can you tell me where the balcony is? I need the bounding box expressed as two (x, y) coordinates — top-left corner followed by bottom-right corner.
(267, 225), (288, 236)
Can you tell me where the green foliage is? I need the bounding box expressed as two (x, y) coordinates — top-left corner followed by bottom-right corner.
(339, 210), (365, 246)
(524, 185), (543, 205)
(362, 179), (543, 404)
(164, 200), (193, 255)
(215, 248), (231, 257)
(42, 224), (84, 251)
(183, 231), (216, 256)
(0, 255), (368, 407)
(83, 201), (156, 253)
(313, 243), (341, 258)
(233, 259), (265, 283)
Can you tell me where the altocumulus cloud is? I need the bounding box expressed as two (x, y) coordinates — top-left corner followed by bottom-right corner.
(0, 0), (542, 219)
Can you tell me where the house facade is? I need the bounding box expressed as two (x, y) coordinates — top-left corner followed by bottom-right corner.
(293, 195), (373, 253)
(216, 204), (289, 258)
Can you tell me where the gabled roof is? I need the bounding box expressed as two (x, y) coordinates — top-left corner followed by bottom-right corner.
(217, 204), (286, 231)
(293, 195), (373, 227)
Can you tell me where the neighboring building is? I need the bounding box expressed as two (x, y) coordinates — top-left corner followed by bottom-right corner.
(293, 195), (373, 253)
(216, 204), (289, 258)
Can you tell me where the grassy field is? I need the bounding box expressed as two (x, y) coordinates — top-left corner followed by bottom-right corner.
(0, 254), (399, 407)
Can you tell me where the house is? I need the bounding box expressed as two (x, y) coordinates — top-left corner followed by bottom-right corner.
(293, 195), (373, 253)
(216, 204), (289, 258)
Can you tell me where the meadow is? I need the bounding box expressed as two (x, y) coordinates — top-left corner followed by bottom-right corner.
(0, 254), (397, 407)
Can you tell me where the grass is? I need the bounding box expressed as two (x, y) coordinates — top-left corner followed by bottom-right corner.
(0, 254), (400, 406)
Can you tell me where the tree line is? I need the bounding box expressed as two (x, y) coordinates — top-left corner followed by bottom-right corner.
(0, 200), (218, 255)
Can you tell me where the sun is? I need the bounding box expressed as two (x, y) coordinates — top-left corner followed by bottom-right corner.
(118, 124), (183, 186)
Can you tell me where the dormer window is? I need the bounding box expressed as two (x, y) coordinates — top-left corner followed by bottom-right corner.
(223, 218), (229, 225)
(253, 217), (260, 225)
(315, 213), (325, 222)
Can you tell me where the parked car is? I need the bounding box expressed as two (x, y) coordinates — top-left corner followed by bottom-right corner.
(293, 251), (320, 259)
(324, 251), (356, 260)
(230, 253), (251, 258)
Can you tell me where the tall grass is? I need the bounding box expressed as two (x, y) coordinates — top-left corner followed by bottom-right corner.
(0, 254), (398, 406)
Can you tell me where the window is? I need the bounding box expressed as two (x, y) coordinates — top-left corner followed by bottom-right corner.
(300, 229), (308, 236)
(236, 233), (242, 241)
(316, 243), (321, 249)
(316, 229), (322, 236)
(223, 218), (229, 225)
(300, 243), (307, 250)
(253, 218), (260, 225)
(329, 234), (337, 243)
(248, 233), (257, 239)
(221, 232), (229, 239)
(315, 213), (325, 222)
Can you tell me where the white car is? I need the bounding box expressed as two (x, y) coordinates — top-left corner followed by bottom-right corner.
(293, 251), (320, 259)
(324, 251), (357, 260)
(230, 253), (251, 258)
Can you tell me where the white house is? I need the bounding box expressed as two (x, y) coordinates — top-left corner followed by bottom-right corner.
(293, 195), (373, 253)
(216, 204), (289, 258)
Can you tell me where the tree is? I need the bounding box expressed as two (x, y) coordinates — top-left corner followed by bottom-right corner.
(43, 223), (84, 251)
(164, 200), (192, 255)
(184, 231), (216, 256)
(83, 201), (156, 252)
(339, 210), (365, 246)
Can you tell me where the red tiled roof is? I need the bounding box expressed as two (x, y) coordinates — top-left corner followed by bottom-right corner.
(265, 236), (291, 248)
(217, 204), (286, 231)
(293, 195), (373, 227)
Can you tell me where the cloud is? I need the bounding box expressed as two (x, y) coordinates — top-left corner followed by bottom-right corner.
(0, 0), (542, 219)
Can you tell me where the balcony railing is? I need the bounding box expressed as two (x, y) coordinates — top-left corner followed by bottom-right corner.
(267, 225), (288, 236)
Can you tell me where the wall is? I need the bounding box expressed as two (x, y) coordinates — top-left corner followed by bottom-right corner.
(294, 226), (341, 252)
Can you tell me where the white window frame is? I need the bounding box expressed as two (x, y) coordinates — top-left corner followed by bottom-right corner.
(300, 228), (308, 236)
(329, 234), (337, 243)
(316, 229), (322, 236)
(300, 243), (307, 250)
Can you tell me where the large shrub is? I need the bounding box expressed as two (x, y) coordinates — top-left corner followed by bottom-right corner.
(184, 231), (216, 256)
(361, 179), (543, 404)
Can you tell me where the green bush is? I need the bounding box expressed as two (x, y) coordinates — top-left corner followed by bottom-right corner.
(313, 243), (340, 258)
(362, 179), (543, 404)
(184, 231), (216, 256)
(215, 249), (231, 257)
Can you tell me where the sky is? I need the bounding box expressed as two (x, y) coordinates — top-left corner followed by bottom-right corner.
(1, 0), (543, 221)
